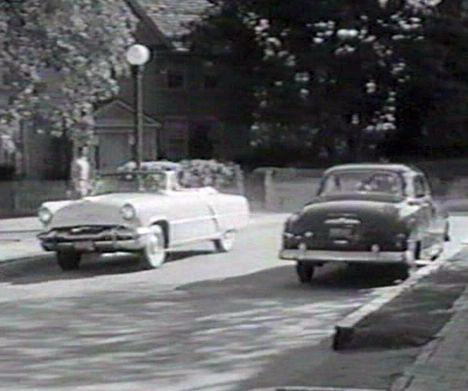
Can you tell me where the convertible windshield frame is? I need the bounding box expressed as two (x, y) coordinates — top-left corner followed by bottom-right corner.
(318, 169), (406, 197)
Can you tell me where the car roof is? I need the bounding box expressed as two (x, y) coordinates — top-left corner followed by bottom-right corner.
(324, 163), (423, 176)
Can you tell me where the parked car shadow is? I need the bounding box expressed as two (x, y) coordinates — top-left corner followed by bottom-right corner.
(179, 262), (410, 298)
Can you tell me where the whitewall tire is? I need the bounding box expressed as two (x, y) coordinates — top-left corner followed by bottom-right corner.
(141, 225), (167, 269)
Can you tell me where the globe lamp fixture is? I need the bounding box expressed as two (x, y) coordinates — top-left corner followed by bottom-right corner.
(126, 44), (150, 66)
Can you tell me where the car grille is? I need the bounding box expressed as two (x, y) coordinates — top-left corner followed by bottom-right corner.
(45, 225), (136, 242)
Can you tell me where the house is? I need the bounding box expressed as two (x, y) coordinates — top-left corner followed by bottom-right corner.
(94, 0), (251, 171)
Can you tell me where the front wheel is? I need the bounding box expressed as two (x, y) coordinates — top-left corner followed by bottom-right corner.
(214, 230), (236, 252)
(296, 261), (315, 283)
(57, 251), (81, 271)
(140, 225), (167, 269)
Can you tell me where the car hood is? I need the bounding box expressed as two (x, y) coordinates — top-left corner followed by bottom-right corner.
(44, 193), (164, 229)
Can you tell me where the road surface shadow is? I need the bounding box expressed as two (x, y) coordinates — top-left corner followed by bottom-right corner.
(179, 263), (408, 297)
(0, 249), (215, 285)
(0, 262), (405, 390)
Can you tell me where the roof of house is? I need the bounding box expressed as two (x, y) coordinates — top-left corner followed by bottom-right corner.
(129, 0), (213, 50)
(95, 99), (160, 127)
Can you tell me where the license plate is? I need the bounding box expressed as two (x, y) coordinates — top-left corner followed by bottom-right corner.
(329, 227), (353, 239)
(74, 241), (95, 252)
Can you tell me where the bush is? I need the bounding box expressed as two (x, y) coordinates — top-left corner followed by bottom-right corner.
(178, 159), (237, 188)
(118, 159), (238, 189)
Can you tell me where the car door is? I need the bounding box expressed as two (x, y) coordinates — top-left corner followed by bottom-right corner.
(166, 190), (218, 245)
(204, 192), (248, 234)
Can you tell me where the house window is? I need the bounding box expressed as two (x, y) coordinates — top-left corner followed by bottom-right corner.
(166, 70), (185, 89)
(203, 74), (219, 89)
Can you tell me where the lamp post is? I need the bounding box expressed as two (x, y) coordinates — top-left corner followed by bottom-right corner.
(126, 44), (150, 169)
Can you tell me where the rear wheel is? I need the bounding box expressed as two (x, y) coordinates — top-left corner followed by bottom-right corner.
(57, 251), (81, 271)
(214, 230), (236, 252)
(140, 225), (167, 269)
(296, 261), (315, 283)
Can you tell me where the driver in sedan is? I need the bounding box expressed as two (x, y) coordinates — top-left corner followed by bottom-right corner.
(359, 174), (400, 194)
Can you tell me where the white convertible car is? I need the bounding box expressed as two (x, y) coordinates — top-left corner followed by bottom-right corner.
(37, 168), (249, 271)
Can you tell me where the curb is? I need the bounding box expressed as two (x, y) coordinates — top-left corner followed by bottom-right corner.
(332, 255), (450, 350)
(250, 387), (386, 391)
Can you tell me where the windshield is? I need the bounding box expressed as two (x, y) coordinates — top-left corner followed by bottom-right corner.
(91, 172), (167, 195)
(320, 170), (404, 196)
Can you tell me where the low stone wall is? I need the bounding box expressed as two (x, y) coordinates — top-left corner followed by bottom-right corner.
(253, 168), (323, 212)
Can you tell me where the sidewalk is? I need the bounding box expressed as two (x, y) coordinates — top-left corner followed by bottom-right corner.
(390, 214), (468, 391)
(327, 244), (468, 391)
(392, 263), (468, 391)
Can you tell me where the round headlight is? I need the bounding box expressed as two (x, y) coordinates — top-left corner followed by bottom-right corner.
(38, 207), (53, 224)
(120, 204), (136, 220)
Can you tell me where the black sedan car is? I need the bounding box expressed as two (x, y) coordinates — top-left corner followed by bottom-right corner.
(279, 164), (449, 282)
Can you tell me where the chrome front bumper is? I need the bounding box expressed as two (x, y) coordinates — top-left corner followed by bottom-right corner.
(279, 248), (413, 264)
(38, 227), (153, 253)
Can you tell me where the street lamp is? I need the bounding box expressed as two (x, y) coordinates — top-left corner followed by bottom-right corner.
(126, 44), (150, 169)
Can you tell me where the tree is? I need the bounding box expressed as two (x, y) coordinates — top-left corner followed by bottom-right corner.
(189, 0), (447, 164)
(0, 0), (136, 147)
(382, 2), (468, 159)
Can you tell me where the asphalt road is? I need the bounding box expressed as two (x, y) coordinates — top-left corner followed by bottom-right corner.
(0, 215), (465, 391)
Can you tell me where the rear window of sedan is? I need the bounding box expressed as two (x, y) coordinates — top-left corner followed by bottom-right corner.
(320, 170), (404, 196)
